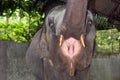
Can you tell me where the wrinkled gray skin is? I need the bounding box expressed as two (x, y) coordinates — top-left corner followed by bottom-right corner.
(26, 6), (96, 80)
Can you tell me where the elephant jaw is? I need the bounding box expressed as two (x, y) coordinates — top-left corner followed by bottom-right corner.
(60, 36), (85, 76)
(60, 34), (85, 59)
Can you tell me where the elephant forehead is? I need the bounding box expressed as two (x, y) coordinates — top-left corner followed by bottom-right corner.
(45, 6), (66, 35)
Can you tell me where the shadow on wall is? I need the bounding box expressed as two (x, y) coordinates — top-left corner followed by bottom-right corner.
(0, 40), (120, 80)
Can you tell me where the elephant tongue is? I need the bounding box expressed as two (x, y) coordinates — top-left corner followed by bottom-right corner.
(68, 45), (74, 56)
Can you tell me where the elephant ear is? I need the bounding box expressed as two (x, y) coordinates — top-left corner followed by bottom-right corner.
(26, 26), (48, 61)
(26, 27), (47, 80)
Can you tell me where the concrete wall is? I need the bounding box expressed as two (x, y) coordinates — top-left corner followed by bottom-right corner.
(0, 41), (35, 80)
(0, 41), (120, 80)
(90, 58), (120, 80)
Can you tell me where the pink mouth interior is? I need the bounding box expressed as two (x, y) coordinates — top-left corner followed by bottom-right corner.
(68, 45), (74, 55)
(61, 37), (81, 58)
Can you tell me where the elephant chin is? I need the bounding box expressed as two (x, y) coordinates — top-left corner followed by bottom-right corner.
(59, 36), (80, 76)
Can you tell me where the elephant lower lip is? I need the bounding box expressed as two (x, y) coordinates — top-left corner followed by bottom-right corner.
(61, 37), (81, 58)
(69, 62), (75, 76)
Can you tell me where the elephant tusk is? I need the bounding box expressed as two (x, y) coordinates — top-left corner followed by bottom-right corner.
(80, 34), (85, 48)
(59, 35), (63, 46)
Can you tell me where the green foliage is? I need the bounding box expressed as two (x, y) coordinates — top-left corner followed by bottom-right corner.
(0, 0), (46, 15)
(95, 15), (114, 29)
(96, 29), (120, 53)
(0, 9), (44, 43)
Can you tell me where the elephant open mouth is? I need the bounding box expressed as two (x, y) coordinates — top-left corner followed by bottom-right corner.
(60, 35), (85, 59)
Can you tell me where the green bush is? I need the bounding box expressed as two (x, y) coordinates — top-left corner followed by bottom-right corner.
(0, 9), (44, 42)
(96, 29), (120, 53)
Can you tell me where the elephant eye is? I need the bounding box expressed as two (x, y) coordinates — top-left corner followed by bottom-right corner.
(48, 17), (56, 34)
(49, 22), (54, 27)
(48, 17), (54, 27)
(87, 19), (92, 26)
(86, 19), (93, 34)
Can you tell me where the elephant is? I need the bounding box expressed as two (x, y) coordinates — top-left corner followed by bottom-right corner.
(26, 0), (96, 80)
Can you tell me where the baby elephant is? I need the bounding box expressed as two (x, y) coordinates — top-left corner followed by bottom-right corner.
(26, 0), (96, 80)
